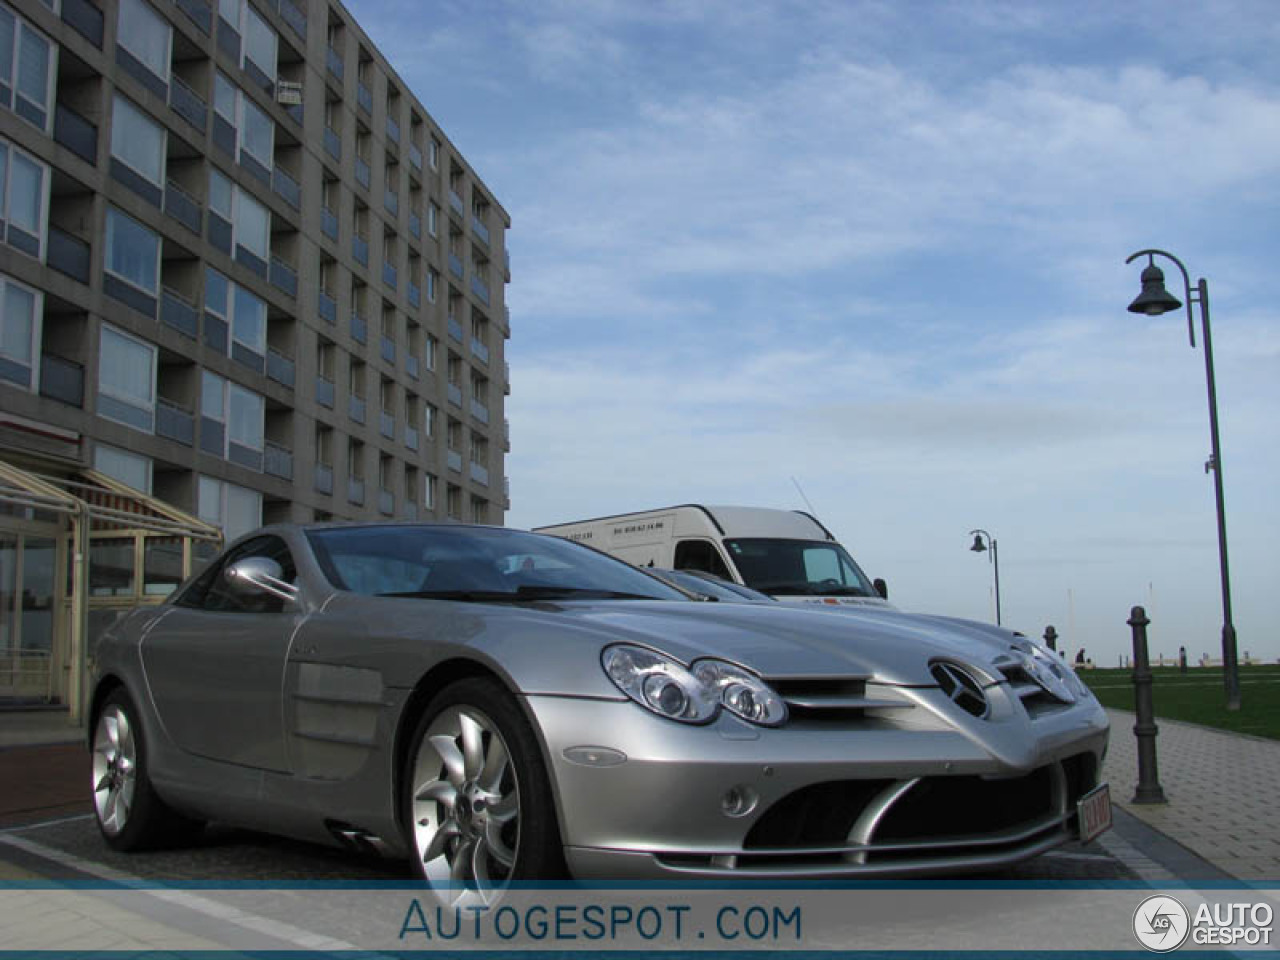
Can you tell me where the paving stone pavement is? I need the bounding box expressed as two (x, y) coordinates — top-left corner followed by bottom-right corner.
(1102, 708), (1280, 881)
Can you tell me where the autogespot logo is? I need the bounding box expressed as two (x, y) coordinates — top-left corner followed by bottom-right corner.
(1133, 895), (1191, 952)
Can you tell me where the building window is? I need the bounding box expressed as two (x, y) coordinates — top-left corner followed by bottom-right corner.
(202, 370), (264, 458)
(98, 324), (156, 431)
(427, 201), (438, 237)
(111, 93), (166, 187)
(214, 72), (274, 173)
(426, 267), (438, 303)
(208, 168), (270, 260)
(0, 137), (49, 258)
(218, 0), (277, 81)
(105, 206), (161, 294)
(94, 444), (152, 494)
(429, 137), (439, 170)
(205, 266), (266, 359)
(198, 474), (262, 542)
(424, 334), (437, 371)
(0, 3), (56, 133)
(0, 271), (40, 390)
(117, 0), (171, 84)
(424, 473), (436, 510)
(424, 402), (435, 438)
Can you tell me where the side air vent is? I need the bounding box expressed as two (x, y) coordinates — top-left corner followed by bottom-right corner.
(930, 661), (990, 719)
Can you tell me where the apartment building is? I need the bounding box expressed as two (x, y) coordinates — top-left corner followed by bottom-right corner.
(0, 0), (511, 710)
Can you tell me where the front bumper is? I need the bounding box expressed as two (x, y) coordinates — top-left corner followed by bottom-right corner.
(525, 692), (1109, 880)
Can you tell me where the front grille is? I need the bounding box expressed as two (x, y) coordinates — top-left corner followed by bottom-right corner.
(768, 676), (915, 721)
(744, 780), (894, 849)
(996, 660), (1067, 717)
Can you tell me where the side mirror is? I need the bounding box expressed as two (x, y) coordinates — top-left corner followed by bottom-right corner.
(873, 577), (888, 600)
(224, 557), (298, 604)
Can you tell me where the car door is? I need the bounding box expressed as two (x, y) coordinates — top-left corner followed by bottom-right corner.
(141, 535), (300, 772)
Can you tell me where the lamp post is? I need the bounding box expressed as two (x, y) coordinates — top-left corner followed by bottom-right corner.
(1125, 248), (1240, 711)
(969, 529), (1001, 626)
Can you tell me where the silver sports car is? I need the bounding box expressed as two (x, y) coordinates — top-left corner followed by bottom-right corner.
(90, 522), (1109, 901)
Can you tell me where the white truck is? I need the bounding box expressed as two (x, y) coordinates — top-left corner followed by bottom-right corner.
(533, 505), (891, 609)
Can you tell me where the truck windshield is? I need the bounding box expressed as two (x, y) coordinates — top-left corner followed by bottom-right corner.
(724, 538), (877, 597)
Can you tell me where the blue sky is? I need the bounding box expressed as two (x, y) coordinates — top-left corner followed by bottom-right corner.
(349, 0), (1280, 666)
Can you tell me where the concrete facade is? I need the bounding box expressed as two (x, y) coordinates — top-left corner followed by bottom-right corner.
(0, 0), (511, 538)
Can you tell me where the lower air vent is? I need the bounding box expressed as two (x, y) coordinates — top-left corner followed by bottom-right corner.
(930, 661), (990, 719)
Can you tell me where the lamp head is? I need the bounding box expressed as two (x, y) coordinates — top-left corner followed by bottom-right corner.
(1128, 263), (1182, 317)
(970, 534), (987, 553)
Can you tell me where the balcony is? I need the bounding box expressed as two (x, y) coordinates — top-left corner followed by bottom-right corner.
(503, 418), (510, 451)
(382, 261), (397, 289)
(384, 188), (399, 217)
(378, 488), (394, 515)
(447, 382), (462, 408)
(355, 156), (370, 189)
(264, 442), (293, 480)
(318, 290), (337, 325)
(53, 104), (98, 164)
(160, 288), (199, 339)
(447, 448), (462, 473)
(470, 274), (490, 307)
(357, 82), (372, 114)
(380, 335), (395, 364)
(472, 215), (489, 247)
(324, 126), (341, 160)
(155, 399), (194, 446)
(267, 348), (295, 389)
(470, 337), (489, 365)
(315, 375), (334, 408)
(353, 235), (369, 266)
(164, 180), (202, 234)
(504, 361), (511, 395)
(408, 280), (420, 308)
(46, 228), (90, 285)
(470, 398), (489, 425)
(409, 142), (423, 170)
(61, 0), (105, 45)
(272, 167), (301, 210)
(350, 313), (367, 344)
(402, 502), (418, 521)
(326, 47), (344, 81)
(321, 207), (338, 240)
(387, 116), (400, 144)
(449, 190), (465, 217)
(448, 315), (463, 343)
(405, 425), (418, 451)
(347, 477), (365, 506)
(448, 252), (463, 279)
(348, 394), (366, 424)
(379, 410), (394, 439)
(409, 211), (421, 239)
(314, 462), (333, 495)
(270, 256), (298, 298)
(469, 461), (489, 487)
(168, 75), (207, 131)
(38, 355), (84, 408)
(406, 354), (419, 379)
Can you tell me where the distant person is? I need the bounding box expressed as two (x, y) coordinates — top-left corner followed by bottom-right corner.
(1075, 648), (1086, 665)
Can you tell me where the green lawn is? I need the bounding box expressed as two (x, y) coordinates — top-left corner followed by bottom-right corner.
(1079, 665), (1280, 740)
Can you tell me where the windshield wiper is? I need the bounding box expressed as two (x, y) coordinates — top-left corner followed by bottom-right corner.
(376, 590), (523, 602)
(512, 586), (658, 601)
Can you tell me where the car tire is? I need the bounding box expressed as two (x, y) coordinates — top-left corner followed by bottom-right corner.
(91, 688), (203, 851)
(403, 677), (564, 903)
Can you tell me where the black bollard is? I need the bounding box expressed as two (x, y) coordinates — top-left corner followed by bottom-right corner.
(1129, 606), (1167, 804)
(1179, 646), (1187, 674)
(1043, 625), (1058, 652)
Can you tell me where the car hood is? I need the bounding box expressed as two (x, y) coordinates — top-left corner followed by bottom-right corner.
(539, 599), (1021, 685)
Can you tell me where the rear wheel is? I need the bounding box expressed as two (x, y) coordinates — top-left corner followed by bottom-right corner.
(92, 688), (202, 850)
(403, 678), (563, 904)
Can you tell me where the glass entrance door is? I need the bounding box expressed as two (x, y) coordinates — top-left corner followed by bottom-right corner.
(0, 533), (62, 703)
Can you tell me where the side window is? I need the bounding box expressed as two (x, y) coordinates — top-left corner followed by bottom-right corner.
(673, 539), (732, 580)
(177, 535), (296, 613)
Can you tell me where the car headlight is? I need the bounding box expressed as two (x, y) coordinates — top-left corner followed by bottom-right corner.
(601, 645), (787, 726)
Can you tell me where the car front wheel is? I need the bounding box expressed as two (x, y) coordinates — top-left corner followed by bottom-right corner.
(404, 678), (563, 904)
(92, 688), (201, 850)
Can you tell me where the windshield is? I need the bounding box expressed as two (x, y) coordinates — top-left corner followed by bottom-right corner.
(307, 525), (688, 602)
(724, 538), (877, 597)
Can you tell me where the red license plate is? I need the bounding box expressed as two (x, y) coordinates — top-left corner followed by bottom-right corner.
(1077, 783), (1112, 843)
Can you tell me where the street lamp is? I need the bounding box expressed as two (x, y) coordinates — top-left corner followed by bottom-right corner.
(1125, 248), (1240, 711)
(969, 529), (1001, 626)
